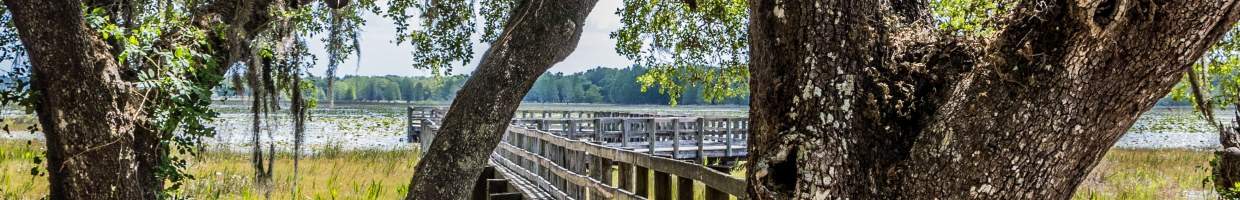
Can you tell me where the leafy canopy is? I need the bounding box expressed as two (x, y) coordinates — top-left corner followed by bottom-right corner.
(612, 0), (1012, 105)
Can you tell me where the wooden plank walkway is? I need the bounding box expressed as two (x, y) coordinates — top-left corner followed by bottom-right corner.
(510, 116), (750, 161)
(408, 107), (749, 200)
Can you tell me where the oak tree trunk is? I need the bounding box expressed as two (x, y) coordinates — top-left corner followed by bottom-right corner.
(1219, 145), (1240, 195)
(5, 0), (276, 199)
(747, 0), (1240, 199)
(5, 0), (152, 198)
(404, 0), (598, 199)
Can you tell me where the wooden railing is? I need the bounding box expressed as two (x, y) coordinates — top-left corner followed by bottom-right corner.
(509, 117), (749, 160)
(406, 107), (443, 151)
(494, 123), (746, 200)
(408, 106), (749, 199)
(513, 110), (666, 119)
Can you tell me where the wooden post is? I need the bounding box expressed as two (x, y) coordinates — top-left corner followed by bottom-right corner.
(568, 120), (579, 138)
(472, 167), (496, 200)
(696, 118), (707, 164)
(564, 149), (574, 197)
(487, 179), (509, 194)
(535, 137), (544, 161)
(655, 170), (672, 200)
(724, 118), (733, 158)
(560, 146), (569, 169)
(635, 165), (650, 198)
(647, 118), (657, 155)
(575, 150), (587, 199)
(594, 118), (604, 142)
(621, 119), (631, 147)
(590, 156), (608, 200)
(599, 158), (613, 187)
(677, 175), (694, 200)
(672, 118), (681, 159)
(406, 107), (414, 142)
(568, 149), (581, 199)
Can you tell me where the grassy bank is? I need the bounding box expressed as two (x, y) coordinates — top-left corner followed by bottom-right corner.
(0, 140), (1221, 199)
(0, 141), (420, 199)
(1074, 148), (1216, 199)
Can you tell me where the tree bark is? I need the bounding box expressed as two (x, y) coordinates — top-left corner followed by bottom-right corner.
(5, 0), (150, 198)
(5, 0), (280, 198)
(1218, 146), (1240, 195)
(747, 0), (1240, 199)
(404, 0), (598, 199)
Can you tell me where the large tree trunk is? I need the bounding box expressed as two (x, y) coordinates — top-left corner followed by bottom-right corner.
(747, 0), (1240, 199)
(5, 0), (277, 199)
(1219, 145), (1240, 196)
(5, 0), (151, 198)
(405, 0), (598, 199)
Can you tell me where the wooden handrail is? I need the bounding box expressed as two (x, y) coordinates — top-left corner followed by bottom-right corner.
(409, 106), (748, 199)
(502, 125), (748, 198)
(495, 144), (644, 200)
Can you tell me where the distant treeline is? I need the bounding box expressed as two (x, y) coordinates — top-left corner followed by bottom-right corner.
(217, 66), (750, 105)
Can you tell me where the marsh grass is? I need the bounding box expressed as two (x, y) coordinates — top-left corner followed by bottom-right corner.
(0, 140), (44, 200)
(178, 146), (421, 200)
(0, 140), (420, 200)
(0, 139), (1222, 200)
(1074, 148), (1216, 200)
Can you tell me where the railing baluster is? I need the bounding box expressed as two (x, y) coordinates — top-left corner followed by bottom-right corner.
(589, 155), (604, 200)
(672, 118), (681, 160)
(569, 120), (579, 138)
(621, 119), (630, 147)
(724, 118), (729, 159)
(697, 118), (707, 164)
(647, 118), (657, 156)
(678, 175), (694, 200)
(594, 118), (604, 143)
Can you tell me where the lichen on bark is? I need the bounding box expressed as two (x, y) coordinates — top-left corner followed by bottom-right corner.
(747, 0), (1240, 199)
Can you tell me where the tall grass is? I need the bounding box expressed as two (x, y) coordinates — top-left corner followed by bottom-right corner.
(0, 140), (44, 200)
(0, 140), (421, 200)
(0, 139), (1222, 200)
(1074, 148), (1215, 200)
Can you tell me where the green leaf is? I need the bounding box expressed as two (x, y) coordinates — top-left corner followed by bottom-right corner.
(126, 35), (139, 46)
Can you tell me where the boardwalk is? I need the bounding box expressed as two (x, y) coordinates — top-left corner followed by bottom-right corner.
(408, 107), (749, 200)
(509, 116), (750, 160)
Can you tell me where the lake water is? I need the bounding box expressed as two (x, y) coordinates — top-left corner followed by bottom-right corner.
(0, 104), (1229, 152)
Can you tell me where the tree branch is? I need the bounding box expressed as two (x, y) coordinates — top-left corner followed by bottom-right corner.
(898, 0), (1240, 198)
(749, 0), (1240, 198)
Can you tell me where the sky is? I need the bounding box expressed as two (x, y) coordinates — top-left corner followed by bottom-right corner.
(305, 1), (634, 77)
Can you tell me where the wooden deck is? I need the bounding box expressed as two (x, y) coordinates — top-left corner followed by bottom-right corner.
(408, 107), (749, 200)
